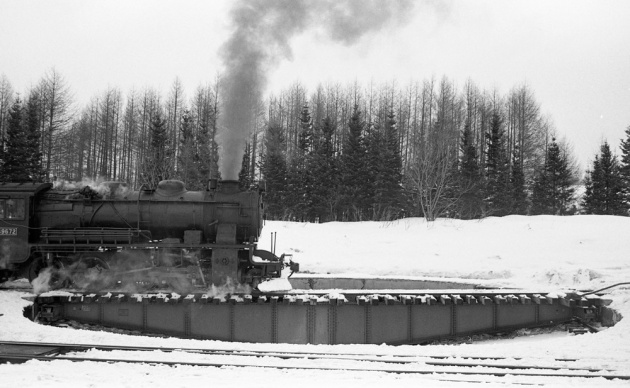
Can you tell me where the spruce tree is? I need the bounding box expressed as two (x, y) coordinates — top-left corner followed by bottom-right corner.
(458, 119), (483, 218)
(619, 125), (630, 204)
(363, 123), (385, 218)
(484, 111), (511, 216)
(177, 110), (200, 189)
(141, 109), (173, 189)
(582, 142), (626, 215)
(1, 97), (31, 182)
(582, 156), (602, 213)
(291, 105), (314, 220)
(340, 105), (368, 220)
(531, 138), (575, 215)
(260, 123), (287, 219)
(307, 117), (339, 222)
(510, 146), (528, 214)
(25, 91), (44, 181)
(380, 108), (403, 219)
(238, 143), (253, 190)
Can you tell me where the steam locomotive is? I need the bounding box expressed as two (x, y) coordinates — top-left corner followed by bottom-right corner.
(0, 179), (297, 291)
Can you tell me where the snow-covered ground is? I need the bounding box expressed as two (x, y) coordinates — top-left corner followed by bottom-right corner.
(1, 215), (630, 387)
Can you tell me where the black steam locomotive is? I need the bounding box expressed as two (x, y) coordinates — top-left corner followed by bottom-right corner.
(0, 179), (297, 291)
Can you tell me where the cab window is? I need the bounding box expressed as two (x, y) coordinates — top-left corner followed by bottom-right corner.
(1, 198), (25, 220)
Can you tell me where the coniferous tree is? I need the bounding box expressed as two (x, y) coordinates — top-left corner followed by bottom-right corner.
(457, 119), (483, 218)
(1, 97), (31, 181)
(340, 105), (368, 220)
(582, 142), (626, 215)
(260, 123), (287, 219)
(286, 105), (313, 220)
(177, 110), (200, 188)
(510, 145), (528, 214)
(379, 108), (403, 219)
(363, 123), (385, 218)
(307, 117), (339, 222)
(25, 91), (44, 181)
(238, 143), (253, 190)
(141, 109), (173, 189)
(582, 155), (602, 213)
(531, 138), (575, 215)
(484, 111), (511, 215)
(619, 125), (630, 204)
(196, 105), (218, 183)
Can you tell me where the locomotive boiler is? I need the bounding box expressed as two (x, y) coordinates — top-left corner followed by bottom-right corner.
(0, 179), (297, 291)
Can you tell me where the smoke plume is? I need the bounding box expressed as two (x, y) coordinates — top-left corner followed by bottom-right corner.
(217, 0), (414, 179)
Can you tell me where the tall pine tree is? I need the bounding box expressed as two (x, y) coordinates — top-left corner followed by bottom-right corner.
(531, 138), (575, 215)
(238, 143), (253, 190)
(177, 110), (200, 188)
(260, 123), (287, 219)
(340, 105), (368, 220)
(25, 91), (44, 181)
(484, 111), (511, 216)
(582, 142), (626, 215)
(1, 97), (31, 182)
(284, 105), (314, 220)
(457, 119), (483, 218)
(509, 145), (528, 214)
(307, 117), (339, 222)
(141, 109), (173, 189)
(619, 125), (630, 205)
(379, 108), (403, 219)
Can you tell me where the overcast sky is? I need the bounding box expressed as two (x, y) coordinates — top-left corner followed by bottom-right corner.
(1, 0), (629, 170)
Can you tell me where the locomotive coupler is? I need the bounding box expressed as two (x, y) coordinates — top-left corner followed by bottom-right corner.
(280, 254), (299, 277)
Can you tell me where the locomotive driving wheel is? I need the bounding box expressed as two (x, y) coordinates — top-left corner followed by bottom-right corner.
(70, 253), (111, 290)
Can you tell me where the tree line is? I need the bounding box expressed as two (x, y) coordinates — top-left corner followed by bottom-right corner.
(0, 70), (628, 220)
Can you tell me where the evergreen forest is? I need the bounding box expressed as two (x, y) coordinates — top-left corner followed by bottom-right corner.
(1, 70), (629, 221)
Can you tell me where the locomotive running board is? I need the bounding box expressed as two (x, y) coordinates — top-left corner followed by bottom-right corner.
(31, 291), (612, 345)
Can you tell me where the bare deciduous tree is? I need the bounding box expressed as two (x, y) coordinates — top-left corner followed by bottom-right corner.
(0, 74), (14, 151)
(40, 68), (73, 179)
(406, 143), (458, 221)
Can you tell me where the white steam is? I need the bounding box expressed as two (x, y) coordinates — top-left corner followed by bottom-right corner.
(31, 267), (54, 294)
(205, 277), (252, 299)
(54, 178), (130, 198)
(217, 0), (414, 179)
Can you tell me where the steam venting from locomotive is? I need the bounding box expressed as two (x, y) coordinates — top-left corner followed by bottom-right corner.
(216, 0), (414, 179)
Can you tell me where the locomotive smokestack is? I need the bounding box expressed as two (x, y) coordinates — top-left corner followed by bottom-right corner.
(218, 180), (241, 194)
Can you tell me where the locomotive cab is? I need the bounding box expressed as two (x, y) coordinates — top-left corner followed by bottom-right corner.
(0, 182), (52, 281)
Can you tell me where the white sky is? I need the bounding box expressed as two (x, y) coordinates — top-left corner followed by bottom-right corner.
(1, 0), (629, 170)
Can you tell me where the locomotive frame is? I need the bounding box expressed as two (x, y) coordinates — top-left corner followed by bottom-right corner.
(0, 180), (296, 291)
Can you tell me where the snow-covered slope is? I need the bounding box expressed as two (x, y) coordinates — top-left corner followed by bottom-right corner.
(262, 215), (630, 290)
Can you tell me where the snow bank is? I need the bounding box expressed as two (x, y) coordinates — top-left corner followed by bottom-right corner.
(262, 215), (630, 290)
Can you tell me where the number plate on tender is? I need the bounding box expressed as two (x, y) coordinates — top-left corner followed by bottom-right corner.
(0, 228), (18, 235)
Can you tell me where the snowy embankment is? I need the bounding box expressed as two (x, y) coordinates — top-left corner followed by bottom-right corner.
(262, 215), (630, 290)
(1, 215), (630, 387)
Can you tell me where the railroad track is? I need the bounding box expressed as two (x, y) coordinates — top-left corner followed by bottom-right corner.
(1, 341), (628, 384)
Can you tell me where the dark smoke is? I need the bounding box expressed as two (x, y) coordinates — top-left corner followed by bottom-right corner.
(217, 0), (415, 179)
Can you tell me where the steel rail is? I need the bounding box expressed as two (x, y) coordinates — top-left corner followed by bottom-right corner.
(0, 340), (583, 363)
(1, 341), (626, 379)
(2, 352), (629, 381)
